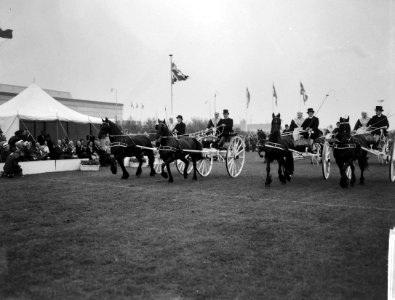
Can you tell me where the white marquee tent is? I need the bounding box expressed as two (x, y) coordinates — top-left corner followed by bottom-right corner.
(0, 83), (103, 140)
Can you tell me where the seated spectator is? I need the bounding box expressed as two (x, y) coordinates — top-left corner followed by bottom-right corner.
(52, 140), (64, 160)
(95, 139), (111, 166)
(86, 140), (99, 161)
(8, 130), (24, 153)
(2, 150), (23, 177)
(76, 140), (89, 158)
(39, 141), (50, 160)
(37, 130), (46, 145)
(0, 128), (6, 143)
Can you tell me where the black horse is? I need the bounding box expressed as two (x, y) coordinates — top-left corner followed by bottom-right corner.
(261, 113), (294, 186)
(98, 118), (156, 179)
(155, 120), (202, 183)
(333, 116), (369, 188)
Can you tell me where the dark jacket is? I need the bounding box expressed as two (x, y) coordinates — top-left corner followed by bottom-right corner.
(173, 122), (186, 135)
(217, 118), (234, 136)
(367, 114), (389, 135)
(3, 153), (22, 175)
(301, 116), (320, 140)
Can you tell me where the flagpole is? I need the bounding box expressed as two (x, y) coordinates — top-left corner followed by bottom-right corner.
(169, 54), (173, 116)
(214, 93), (217, 113)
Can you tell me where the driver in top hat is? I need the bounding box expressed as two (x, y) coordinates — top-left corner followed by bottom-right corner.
(216, 109), (233, 147)
(301, 108), (320, 140)
(367, 105), (389, 136)
(172, 115), (186, 136)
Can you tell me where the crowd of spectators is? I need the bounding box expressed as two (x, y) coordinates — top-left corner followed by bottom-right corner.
(0, 128), (112, 176)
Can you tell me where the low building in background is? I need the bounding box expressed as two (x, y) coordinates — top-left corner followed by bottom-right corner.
(0, 83), (123, 121)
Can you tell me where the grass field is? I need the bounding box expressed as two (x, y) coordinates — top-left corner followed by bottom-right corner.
(1, 152), (395, 299)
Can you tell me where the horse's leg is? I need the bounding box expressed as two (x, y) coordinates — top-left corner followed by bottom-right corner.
(147, 150), (156, 176)
(358, 153), (368, 185)
(160, 155), (169, 179)
(278, 158), (286, 184)
(340, 162), (349, 188)
(161, 154), (174, 182)
(180, 156), (190, 179)
(191, 156), (198, 181)
(350, 161), (356, 187)
(135, 152), (143, 177)
(265, 156), (272, 186)
(118, 156), (129, 180)
(110, 155), (117, 174)
(166, 156), (174, 183)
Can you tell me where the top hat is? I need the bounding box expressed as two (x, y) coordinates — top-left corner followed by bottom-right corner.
(223, 109), (229, 114)
(307, 108), (315, 113)
(176, 115), (183, 120)
(375, 106), (383, 111)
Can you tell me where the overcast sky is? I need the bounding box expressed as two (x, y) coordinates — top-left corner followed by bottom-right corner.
(0, 0), (394, 128)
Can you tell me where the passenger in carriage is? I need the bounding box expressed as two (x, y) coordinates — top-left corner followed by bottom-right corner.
(367, 105), (389, 149)
(217, 109), (234, 148)
(353, 111), (370, 132)
(289, 112), (305, 132)
(301, 108), (321, 153)
(282, 124), (291, 133)
(207, 112), (222, 131)
(367, 106), (389, 136)
(168, 116), (176, 132)
(172, 115), (186, 136)
(301, 108), (320, 140)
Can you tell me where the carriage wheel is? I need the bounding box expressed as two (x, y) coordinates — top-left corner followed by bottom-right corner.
(225, 136), (246, 177)
(175, 156), (193, 175)
(197, 154), (213, 177)
(321, 141), (331, 180)
(154, 153), (163, 174)
(346, 165), (352, 180)
(389, 138), (395, 182)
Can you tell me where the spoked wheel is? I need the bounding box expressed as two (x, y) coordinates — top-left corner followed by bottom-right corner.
(197, 154), (213, 177)
(153, 153), (163, 174)
(225, 136), (246, 177)
(389, 138), (395, 182)
(321, 141), (331, 180)
(176, 156), (193, 175)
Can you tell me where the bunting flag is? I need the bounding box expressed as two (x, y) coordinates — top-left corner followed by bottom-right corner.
(0, 28), (13, 39)
(272, 84), (278, 107)
(135, 103), (139, 109)
(171, 62), (189, 84)
(246, 87), (250, 108)
(300, 82), (308, 103)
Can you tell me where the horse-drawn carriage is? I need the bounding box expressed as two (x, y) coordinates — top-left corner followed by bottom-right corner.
(157, 124), (246, 178)
(99, 118), (245, 183)
(320, 125), (395, 183)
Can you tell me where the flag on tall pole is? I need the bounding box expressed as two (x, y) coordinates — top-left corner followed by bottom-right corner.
(171, 62), (189, 84)
(300, 82), (308, 103)
(273, 84), (278, 107)
(246, 87), (251, 108)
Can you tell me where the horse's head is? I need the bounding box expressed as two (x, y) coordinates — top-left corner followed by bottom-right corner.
(271, 113), (281, 133)
(98, 117), (111, 139)
(337, 116), (351, 142)
(155, 119), (171, 140)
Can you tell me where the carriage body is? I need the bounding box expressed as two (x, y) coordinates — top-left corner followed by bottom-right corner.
(175, 131), (246, 178)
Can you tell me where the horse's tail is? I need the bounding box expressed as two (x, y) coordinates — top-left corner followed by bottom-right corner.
(285, 150), (294, 175)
